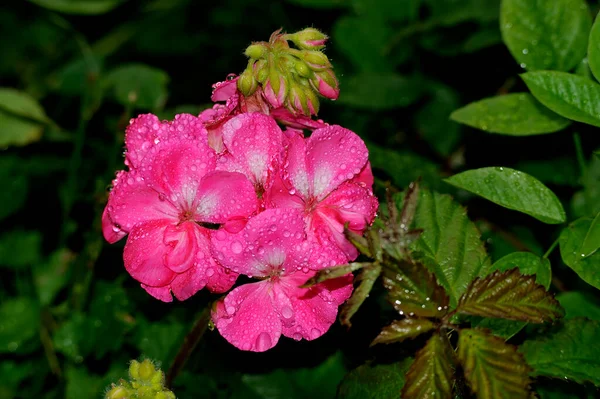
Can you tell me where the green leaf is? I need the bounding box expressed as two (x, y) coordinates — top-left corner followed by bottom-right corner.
(588, 12), (600, 82)
(416, 84), (462, 156)
(580, 212), (600, 258)
(0, 297), (40, 353)
(29, 0), (125, 15)
(458, 329), (531, 399)
(481, 252), (551, 289)
(445, 167), (566, 224)
(457, 268), (563, 323)
(520, 318), (600, 385)
(0, 230), (42, 270)
(500, 0), (591, 71)
(338, 73), (423, 110)
(104, 64), (169, 110)
(301, 262), (368, 287)
(521, 71), (600, 127)
(571, 154), (600, 218)
(450, 93), (570, 135)
(382, 260), (450, 318)
(557, 291), (600, 321)
(136, 320), (186, 364)
(338, 358), (413, 399)
(372, 318), (437, 346)
(411, 189), (491, 306)
(401, 332), (455, 399)
(0, 88), (48, 147)
(559, 217), (600, 290)
(65, 366), (102, 399)
(33, 249), (73, 306)
(339, 264), (382, 327)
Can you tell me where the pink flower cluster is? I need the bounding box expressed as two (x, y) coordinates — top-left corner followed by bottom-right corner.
(102, 76), (378, 352)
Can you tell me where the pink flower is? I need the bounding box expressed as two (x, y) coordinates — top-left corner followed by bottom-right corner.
(266, 126), (378, 267)
(102, 114), (259, 302)
(211, 208), (353, 352)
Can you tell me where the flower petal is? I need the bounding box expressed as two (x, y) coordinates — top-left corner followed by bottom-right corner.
(102, 205), (127, 244)
(140, 284), (173, 303)
(212, 281), (282, 352)
(281, 131), (311, 199)
(306, 125), (369, 199)
(194, 171), (258, 223)
(123, 220), (176, 288)
(307, 213), (353, 268)
(280, 271), (353, 341)
(211, 208), (309, 277)
(319, 181), (378, 234)
(162, 221), (201, 273)
(220, 113), (283, 191)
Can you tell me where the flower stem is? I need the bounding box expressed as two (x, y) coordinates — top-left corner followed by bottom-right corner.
(543, 237), (560, 259)
(573, 132), (586, 178)
(166, 306), (212, 388)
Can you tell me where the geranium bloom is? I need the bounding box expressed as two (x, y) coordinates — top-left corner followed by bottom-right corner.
(266, 126), (378, 267)
(102, 114), (259, 301)
(211, 208), (353, 352)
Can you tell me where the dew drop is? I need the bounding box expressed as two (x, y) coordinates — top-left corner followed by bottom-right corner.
(281, 306), (293, 319)
(255, 332), (272, 351)
(310, 328), (321, 339)
(231, 241), (243, 254)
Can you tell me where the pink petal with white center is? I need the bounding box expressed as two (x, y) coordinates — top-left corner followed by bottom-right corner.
(194, 171), (258, 224)
(281, 131), (311, 199)
(142, 140), (216, 208)
(103, 170), (178, 238)
(211, 208), (309, 277)
(306, 125), (369, 199)
(212, 281), (282, 352)
(220, 113), (283, 191)
(319, 181), (378, 234)
(279, 271), (353, 341)
(123, 220), (177, 288)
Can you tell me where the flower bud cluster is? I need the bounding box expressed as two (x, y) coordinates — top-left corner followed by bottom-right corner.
(237, 28), (339, 117)
(105, 359), (175, 399)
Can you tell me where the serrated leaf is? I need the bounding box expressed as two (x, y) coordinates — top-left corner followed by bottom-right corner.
(340, 264), (382, 328)
(401, 332), (455, 399)
(500, 0), (591, 71)
(458, 328), (531, 399)
(557, 291), (600, 321)
(559, 217), (600, 290)
(371, 318), (437, 346)
(588, 12), (600, 82)
(338, 358), (413, 399)
(29, 0), (125, 15)
(338, 73), (423, 110)
(301, 262), (368, 287)
(382, 260), (450, 318)
(520, 318), (600, 385)
(445, 167), (566, 224)
(457, 269), (563, 323)
(411, 188), (491, 306)
(521, 71), (600, 127)
(104, 64), (168, 110)
(480, 252), (551, 289)
(450, 93), (570, 135)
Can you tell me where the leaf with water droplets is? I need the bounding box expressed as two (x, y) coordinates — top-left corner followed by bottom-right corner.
(401, 332), (455, 399)
(382, 260), (450, 318)
(339, 263), (381, 328)
(301, 262), (369, 288)
(588, 12), (600, 82)
(457, 268), (563, 323)
(445, 167), (566, 224)
(458, 328), (531, 399)
(371, 318), (437, 346)
(520, 318), (600, 385)
(559, 217), (600, 290)
(521, 71), (600, 127)
(500, 0), (591, 71)
(450, 93), (570, 135)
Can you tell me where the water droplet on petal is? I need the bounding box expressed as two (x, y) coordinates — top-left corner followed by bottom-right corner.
(281, 306), (293, 319)
(310, 328), (321, 339)
(255, 332), (272, 351)
(231, 241), (243, 254)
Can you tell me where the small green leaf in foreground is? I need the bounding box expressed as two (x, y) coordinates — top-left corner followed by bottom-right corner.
(450, 93), (570, 135)
(559, 217), (600, 290)
(587, 11), (600, 82)
(522, 71), (600, 128)
(458, 328), (531, 399)
(520, 318), (600, 385)
(401, 333), (455, 399)
(445, 167), (566, 224)
(457, 268), (563, 323)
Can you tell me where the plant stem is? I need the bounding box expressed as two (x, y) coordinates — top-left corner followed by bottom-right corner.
(543, 237), (560, 259)
(166, 306), (212, 388)
(574, 132), (587, 178)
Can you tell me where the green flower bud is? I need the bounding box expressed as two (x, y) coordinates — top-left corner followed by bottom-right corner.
(288, 28), (328, 50)
(301, 50), (332, 71)
(294, 60), (313, 78)
(106, 385), (130, 399)
(244, 43), (268, 59)
(138, 359), (156, 381)
(238, 69), (258, 96)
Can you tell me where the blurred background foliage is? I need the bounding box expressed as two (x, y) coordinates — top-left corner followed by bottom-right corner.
(1, 0), (600, 398)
